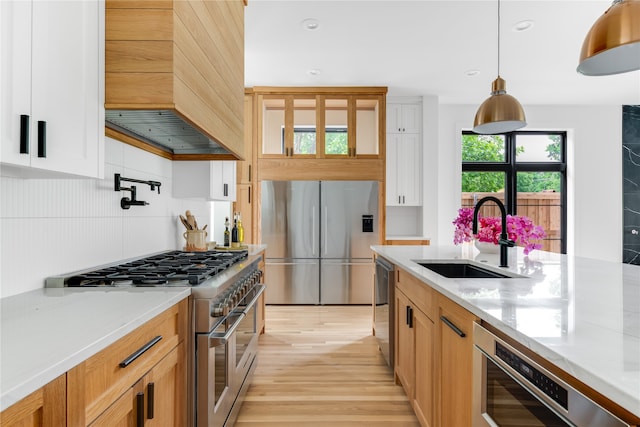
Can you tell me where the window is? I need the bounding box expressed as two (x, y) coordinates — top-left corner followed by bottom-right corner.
(287, 126), (348, 155)
(461, 131), (567, 254)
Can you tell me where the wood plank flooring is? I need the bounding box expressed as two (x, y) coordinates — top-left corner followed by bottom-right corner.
(235, 305), (420, 426)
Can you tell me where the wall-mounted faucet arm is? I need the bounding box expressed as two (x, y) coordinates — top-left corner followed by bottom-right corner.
(114, 173), (162, 194)
(114, 174), (156, 209)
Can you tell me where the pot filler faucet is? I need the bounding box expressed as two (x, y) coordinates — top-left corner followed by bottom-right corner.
(114, 173), (162, 210)
(472, 196), (515, 268)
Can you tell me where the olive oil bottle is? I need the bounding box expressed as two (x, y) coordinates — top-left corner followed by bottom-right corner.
(223, 217), (230, 247)
(231, 212), (239, 248)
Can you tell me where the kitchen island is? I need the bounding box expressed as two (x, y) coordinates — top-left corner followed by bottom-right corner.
(371, 244), (640, 422)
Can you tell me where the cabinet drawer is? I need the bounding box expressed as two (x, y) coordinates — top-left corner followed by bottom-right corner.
(397, 269), (435, 319)
(67, 299), (187, 426)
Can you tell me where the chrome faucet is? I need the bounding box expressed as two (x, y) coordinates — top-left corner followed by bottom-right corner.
(472, 196), (515, 268)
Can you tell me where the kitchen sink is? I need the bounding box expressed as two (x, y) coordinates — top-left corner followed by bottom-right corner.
(417, 262), (514, 279)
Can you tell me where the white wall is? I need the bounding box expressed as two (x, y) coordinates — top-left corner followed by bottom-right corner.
(0, 137), (230, 298)
(432, 104), (622, 262)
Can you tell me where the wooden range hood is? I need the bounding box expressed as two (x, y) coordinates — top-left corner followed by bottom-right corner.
(105, 0), (245, 160)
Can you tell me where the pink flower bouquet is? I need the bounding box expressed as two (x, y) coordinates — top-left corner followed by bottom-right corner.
(453, 207), (546, 255)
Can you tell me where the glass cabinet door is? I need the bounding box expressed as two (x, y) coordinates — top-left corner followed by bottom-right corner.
(324, 98), (349, 156)
(293, 97), (317, 156)
(356, 98), (380, 156)
(258, 91), (384, 159)
(261, 97), (286, 156)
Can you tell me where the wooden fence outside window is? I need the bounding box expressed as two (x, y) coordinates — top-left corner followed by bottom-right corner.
(461, 192), (561, 254)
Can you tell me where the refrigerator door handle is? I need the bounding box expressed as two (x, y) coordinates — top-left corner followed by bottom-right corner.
(265, 262), (301, 266)
(312, 209), (317, 257)
(323, 205), (328, 256)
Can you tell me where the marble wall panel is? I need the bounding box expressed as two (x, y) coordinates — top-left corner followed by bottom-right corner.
(623, 105), (640, 265)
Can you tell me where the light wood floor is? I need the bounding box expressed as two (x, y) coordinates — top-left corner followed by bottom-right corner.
(235, 305), (420, 426)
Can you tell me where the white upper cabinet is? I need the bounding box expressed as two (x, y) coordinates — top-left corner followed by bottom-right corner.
(173, 161), (237, 202)
(386, 133), (422, 206)
(386, 100), (423, 207)
(387, 103), (421, 134)
(1, 0), (104, 178)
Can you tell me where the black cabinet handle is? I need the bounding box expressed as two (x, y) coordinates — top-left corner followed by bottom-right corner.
(406, 305), (410, 326)
(398, 196), (401, 204)
(405, 305), (413, 328)
(136, 392), (144, 427)
(408, 307), (413, 328)
(20, 115), (29, 154)
(248, 186), (251, 204)
(402, 196), (405, 204)
(440, 316), (466, 338)
(147, 382), (155, 419)
(37, 120), (46, 158)
(248, 164), (252, 182)
(119, 335), (162, 368)
(223, 183), (228, 197)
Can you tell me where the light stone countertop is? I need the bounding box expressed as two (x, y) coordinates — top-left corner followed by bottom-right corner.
(371, 244), (640, 420)
(0, 287), (191, 411)
(0, 245), (267, 413)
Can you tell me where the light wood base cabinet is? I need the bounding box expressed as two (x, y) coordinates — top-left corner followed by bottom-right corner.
(0, 374), (66, 427)
(88, 343), (184, 427)
(413, 308), (435, 427)
(68, 300), (188, 426)
(395, 269), (436, 427)
(395, 288), (415, 399)
(437, 295), (477, 427)
(394, 267), (477, 427)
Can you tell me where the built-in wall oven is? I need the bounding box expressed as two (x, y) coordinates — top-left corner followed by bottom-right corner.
(473, 323), (630, 427)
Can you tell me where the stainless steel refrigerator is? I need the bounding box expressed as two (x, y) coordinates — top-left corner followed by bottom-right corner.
(261, 180), (379, 304)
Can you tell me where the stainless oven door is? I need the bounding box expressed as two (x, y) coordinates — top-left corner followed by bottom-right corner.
(196, 312), (240, 427)
(472, 323), (630, 427)
(232, 284), (264, 390)
(196, 284), (265, 427)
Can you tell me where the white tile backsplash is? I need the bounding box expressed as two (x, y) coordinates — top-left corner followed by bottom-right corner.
(0, 137), (213, 298)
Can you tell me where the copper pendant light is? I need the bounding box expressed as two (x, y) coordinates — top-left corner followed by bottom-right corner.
(577, 0), (640, 76)
(473, 0), (526, 135)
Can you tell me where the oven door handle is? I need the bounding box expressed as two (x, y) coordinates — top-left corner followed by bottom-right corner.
(208, 285), (266, 347)
(209, 312), (245, 347)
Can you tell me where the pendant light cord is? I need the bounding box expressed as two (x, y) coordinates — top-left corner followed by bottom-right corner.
(497, 0), (501, 77)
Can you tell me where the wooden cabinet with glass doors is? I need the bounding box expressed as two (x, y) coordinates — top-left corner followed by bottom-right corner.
(255, 87), (386, 160)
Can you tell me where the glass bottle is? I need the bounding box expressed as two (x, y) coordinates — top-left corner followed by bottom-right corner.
(223, 216), (230, 247)
(231, 212), (239, 248)
(237, 212), (244, 245)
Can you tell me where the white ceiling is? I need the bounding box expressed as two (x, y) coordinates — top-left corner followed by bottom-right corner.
(244, 0), (640, 106)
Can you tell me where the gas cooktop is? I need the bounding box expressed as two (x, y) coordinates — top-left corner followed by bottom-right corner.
(47, 250), (248, 287)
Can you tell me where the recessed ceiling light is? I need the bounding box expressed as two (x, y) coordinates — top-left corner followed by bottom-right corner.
(301, 18), (320, 31)
(465, 69), (480, 77)
(513, 20), (534, 32)
(307, 68), (321, 76)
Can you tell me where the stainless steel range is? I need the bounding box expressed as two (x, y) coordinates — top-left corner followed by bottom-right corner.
(46, 249), (265, 427)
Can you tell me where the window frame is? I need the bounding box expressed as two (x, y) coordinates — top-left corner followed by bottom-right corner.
(462, 130), (567, 254)
(284, 126), (349, 155)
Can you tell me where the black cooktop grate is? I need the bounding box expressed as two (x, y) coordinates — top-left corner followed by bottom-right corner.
(65, 250), (248, 287)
